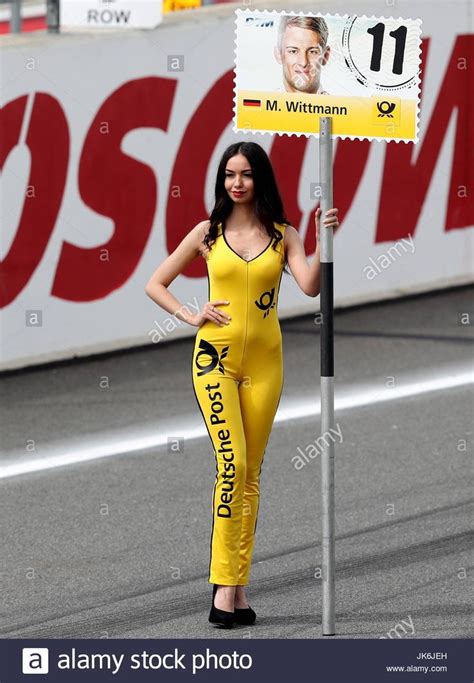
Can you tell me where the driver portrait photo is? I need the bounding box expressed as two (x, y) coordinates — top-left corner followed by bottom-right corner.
(273, 15), (331, 94)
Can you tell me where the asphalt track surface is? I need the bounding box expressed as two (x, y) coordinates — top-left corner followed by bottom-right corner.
(1, 285), (473, 640)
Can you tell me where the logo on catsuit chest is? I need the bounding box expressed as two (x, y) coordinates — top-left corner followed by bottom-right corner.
(195, 338), (229, 376)
(255, 287), (276, 318)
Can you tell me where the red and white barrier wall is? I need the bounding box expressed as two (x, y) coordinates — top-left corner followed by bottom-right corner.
(0, 2), (47, 34)
(1, 0), (472, 370)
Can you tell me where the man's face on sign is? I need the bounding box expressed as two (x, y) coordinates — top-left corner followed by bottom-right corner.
(274, 25), (330, 93)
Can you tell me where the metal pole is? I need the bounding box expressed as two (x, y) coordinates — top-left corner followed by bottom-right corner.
(10, 0), (21, 34)
(46, 0), (60, 33)
(319, 116), (335, 636)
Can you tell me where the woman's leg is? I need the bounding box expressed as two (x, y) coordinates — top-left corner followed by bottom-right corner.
(192, 372), (247, 586)
(237, 355), (284, 586)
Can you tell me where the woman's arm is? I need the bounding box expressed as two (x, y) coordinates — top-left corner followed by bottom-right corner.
(284, 208), (339, 297)
(144, 220), (208, 325)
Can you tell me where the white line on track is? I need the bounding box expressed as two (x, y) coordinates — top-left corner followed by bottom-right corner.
(1, 365), (472, 480)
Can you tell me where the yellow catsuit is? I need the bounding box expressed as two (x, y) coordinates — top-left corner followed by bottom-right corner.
(192, 221), (286, 586)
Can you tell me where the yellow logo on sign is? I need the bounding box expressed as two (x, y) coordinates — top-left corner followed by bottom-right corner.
(163, 0), (201, 13)
(371, 97), (401, 127)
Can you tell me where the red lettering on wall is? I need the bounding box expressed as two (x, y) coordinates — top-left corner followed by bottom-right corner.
(377, 35), (473, 243)
(166, 71), (234, 279)
(0, 94), (69, 308)
(304, 138), (371, 253)
(1, 38), (472, 308)
(269, 135), (305, 231)
(270, 136), (371, 254)
(52, 77), (177, 300)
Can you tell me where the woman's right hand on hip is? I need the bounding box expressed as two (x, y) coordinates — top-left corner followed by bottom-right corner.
(190, 300), (232, 327)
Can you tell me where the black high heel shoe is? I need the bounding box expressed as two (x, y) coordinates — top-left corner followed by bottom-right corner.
(208, 584), (234, 629)
(233, 604), (257, 625)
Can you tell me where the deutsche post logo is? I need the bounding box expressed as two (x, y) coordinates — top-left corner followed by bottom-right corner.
(376, 101), (396, 117)
(195, 339), (229, 376)
(255, 288), (276, 318)
(371, 96), (401, 127)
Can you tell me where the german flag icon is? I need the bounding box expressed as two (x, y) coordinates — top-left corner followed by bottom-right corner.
(243, 98), (261, 107)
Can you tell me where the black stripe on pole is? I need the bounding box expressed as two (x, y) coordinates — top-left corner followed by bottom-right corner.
(320, 261), (334, 377)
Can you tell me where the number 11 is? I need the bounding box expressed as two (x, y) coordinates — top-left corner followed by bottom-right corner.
(367, 22), (407, 75)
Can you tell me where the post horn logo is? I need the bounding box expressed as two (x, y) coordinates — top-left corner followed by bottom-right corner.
(255, 287), (276, 318)
(376, 101), (396, 118)
(195, 338), (229, 376)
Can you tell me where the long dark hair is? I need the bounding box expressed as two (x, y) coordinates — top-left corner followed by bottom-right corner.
(204, 142), (290, 272)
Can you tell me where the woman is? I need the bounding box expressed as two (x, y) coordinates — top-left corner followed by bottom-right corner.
(145, 141), (338, 629)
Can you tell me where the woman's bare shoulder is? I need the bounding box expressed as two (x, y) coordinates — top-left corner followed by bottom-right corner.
(188, 219), (209, 237)
(279, 223), (298, 244)
(195, 219), (211, 231)
(286, 223), (305, 239)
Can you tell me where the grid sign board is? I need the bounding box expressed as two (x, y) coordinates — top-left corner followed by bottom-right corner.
(233, 10), (423, 142)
